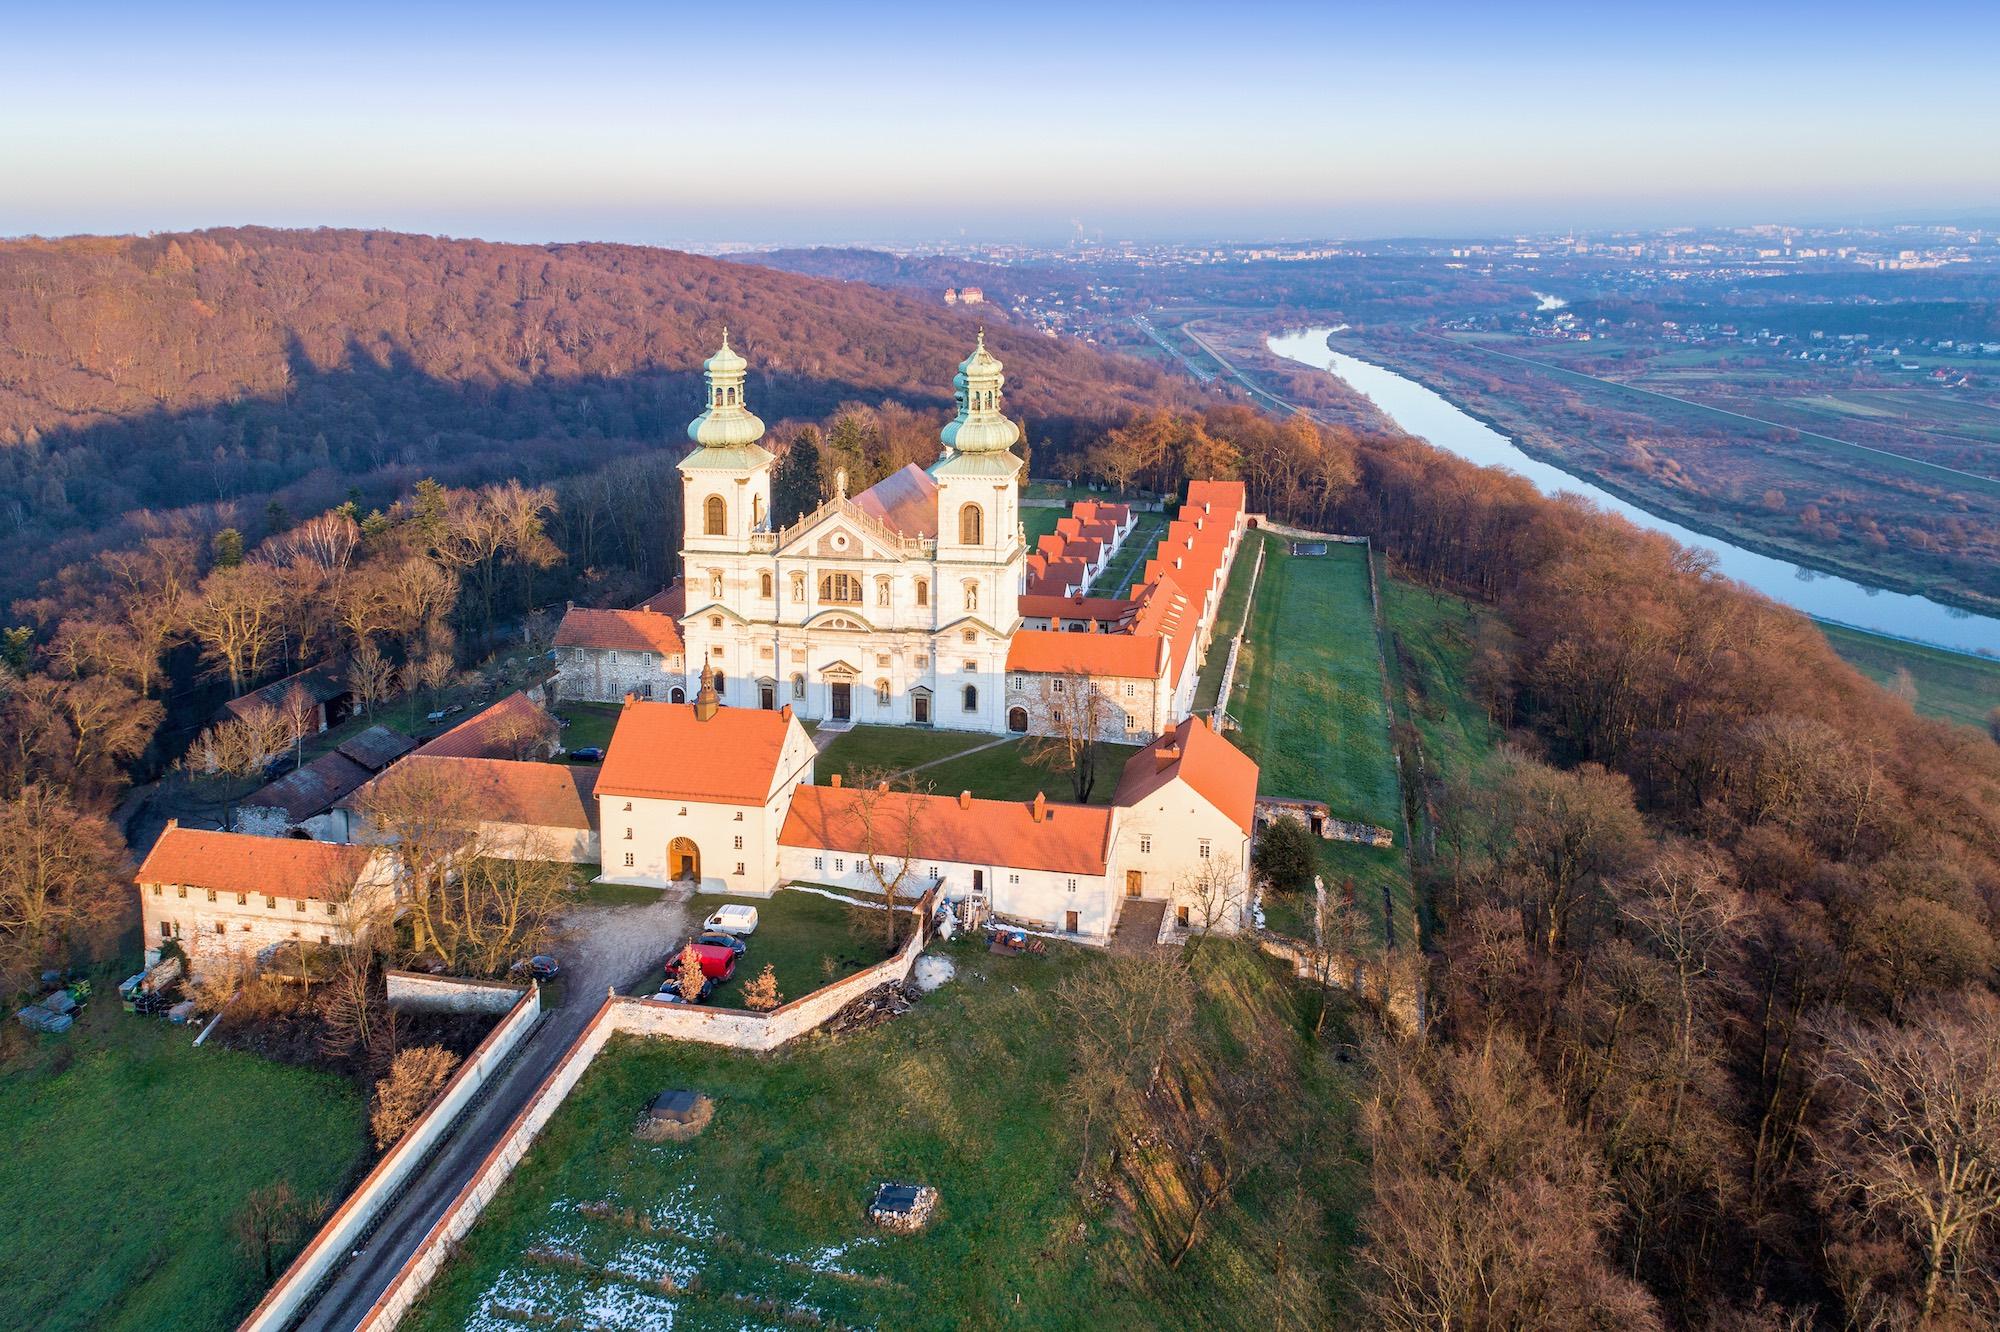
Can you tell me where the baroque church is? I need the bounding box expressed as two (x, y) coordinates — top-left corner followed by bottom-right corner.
(555, 332), (1251, 744)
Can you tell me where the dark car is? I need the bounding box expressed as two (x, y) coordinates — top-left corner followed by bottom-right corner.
(684, 930), (747, 959)
(567, 746), (605, 763)
(653, 976), (716, 1004)
(513, 954), (559, 981)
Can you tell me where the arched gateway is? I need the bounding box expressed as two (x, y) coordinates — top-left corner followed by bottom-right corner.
(669, 837), (700, 882)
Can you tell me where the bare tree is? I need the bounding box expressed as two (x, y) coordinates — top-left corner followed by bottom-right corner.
(0, 787), (127, 992)
(1024, 669), (1110, 803)
(369, 1045), (460, 1149)
(1054, 947), (1195, 1188)
(232, 1180), (321, 1282)
(188, 561), (286, 693)
(348, 639), (397, 720)
(846, 769), (931, 953)
(1810, 992), (2000, 1325)
(1174, 852), (1245, 960)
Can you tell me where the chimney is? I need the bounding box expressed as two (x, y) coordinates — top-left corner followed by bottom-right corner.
(1031, 791), (1047, 824)
(830, 773), (842, 788)
(958, 790), (972, 810)
(780, 704), (793, 721)
(877, 780), (890, 793)
(1156, 743), (1181, 770)
(165, 817), (178, 831)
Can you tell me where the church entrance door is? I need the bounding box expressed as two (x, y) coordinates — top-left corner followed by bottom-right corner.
(669, 837), (700, 882)
(830, 683), (852, 722)
(1007, 706), (1028, 733)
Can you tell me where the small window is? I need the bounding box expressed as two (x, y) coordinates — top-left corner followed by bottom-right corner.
(624, 827), (633, 840)
(1124, 714), (1137, 732)
(1124, 683), (1135, 697)
(623, 852), (635, 867)
(206, 888), (216, 902)
(1066, 878), (1078, 892)
(159, 920), (172, 939)
(1008, 873), (1020, 885)
(814, 855), (824, 871)
(214, 921), (225, 935)
(835, 857), (845, 872)
(962, 629), (977, 644)
(265, 896), (277, 909)
(928, 865), (940, 878)
(326, 902), (338, 916)
(760, 571), (774, 598)
(704, 494), (727, 535)
(177, 885), (187, 899)
(623, 801), (633, 812)
(295, 898), (306, 912)
(709, 616), (722, 630)
(152, 883), (161, 896)
(237, 892), (247, 905)
(734, 835), (744, 851)
(735, 862), (746, 876)
(915, 579), (929, 607)
(962, 660), (977, 673)
(1199, 839), (1212, 859)
(963, 684), (978, 712)
(734, 811), (744, 821)
(1052, 679), (1065, 694)
(1140, 835), (1152, 854)
(1011, 675), (1024, 691)
(1177, 905), (1191, 927)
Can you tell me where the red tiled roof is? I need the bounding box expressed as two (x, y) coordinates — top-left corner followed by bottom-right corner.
(554, 606), (685, 657)
(597, 701), (801, 804)
(1112, 715), (1259, 835)
(1017, 594), (1137, 626)
(633, 581), (685, 616)
(414, 692), (556, 760)
(135, 826), (374, 900)
(1187, 479), (1248, 513)
(370, 755), (596, 830)
(1006, 627), (1164, 679)
(1035, 535), (1067, 562)
(852, 463), (939, 538)
(780, 785), (1113, 876)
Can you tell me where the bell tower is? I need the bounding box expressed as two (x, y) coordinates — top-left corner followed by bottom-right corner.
(930, 331), (1024, 629)
(680, 330), (775, 557)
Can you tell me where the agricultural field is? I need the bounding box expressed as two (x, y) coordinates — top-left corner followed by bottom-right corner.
(0, 978), (369, 1332)
(1819, 623), (2000, 731)
(404, 937), (1364, 1332)
(1222, 534), (1409, 947)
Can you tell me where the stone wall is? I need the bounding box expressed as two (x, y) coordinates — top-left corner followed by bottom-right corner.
(554, 646), (686, 706)
(385, 970), (531, 1015)
(236, 983), (541, 1332)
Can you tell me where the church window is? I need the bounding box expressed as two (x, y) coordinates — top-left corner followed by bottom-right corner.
(876, 679), (890, 705)
(791, 673), (805, 698)
(962, 684), (978, 712)
(791, 573), (806, 603)
(704, 495), (727, 535)
(876, 577), (891, 607)
(760, 572), (773, 598)
(915, 579), (929, 607)
(959, 503), (983, 545)
(820, 572), (863, 604)
(963, 581), (978, 613)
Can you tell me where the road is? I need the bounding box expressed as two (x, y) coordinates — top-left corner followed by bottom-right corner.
(290, 890), (689, 1332)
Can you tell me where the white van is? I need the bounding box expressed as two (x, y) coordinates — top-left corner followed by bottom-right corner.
(703, 903), (760, 936)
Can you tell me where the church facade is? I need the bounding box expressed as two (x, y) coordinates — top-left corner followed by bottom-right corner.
(674, 331), (1028, 734)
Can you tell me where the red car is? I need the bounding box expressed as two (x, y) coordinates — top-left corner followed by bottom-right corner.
(667, 942), (737, 984)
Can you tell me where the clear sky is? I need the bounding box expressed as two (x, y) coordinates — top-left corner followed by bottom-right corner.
(3, 0), (1996, 246)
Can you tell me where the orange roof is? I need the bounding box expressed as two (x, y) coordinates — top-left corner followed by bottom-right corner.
(633, 581), (685, 616)
(1035, 535), (1067, 561)
(1007, 627), (1164, 679)
(1018, 593), (1137, 626)
(852, 463), (939, 538)
(780, 785), (1113, 876)
(597, 700), (800, 804)
(135, 826), (374, 900)
(1112, 715), (1259, 835)
(414, 692), (557, 760)
(1186, 479), (1247, 513)
(554, 606), (685, 657)
(359, 755), (597, 830)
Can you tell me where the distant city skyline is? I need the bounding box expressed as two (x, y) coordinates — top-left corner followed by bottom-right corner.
(5, 0), (1997, 246)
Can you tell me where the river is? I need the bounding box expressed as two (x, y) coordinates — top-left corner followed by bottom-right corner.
(1267, 328), (2000, 656)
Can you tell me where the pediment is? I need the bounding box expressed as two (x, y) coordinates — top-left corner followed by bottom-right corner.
(778, 511), (908, 563)
(803, 610), (878, 633)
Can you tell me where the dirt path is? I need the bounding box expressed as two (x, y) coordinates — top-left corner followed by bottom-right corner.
(290, 889), (689, 1332)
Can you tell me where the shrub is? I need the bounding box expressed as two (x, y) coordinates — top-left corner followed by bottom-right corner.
(1254, 817), (1319, 895)
(369, 1045), (460, 1150)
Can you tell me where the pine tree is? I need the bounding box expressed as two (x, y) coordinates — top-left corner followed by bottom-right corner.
(772, 428), (826, 527)
(212, 527), (245, 569)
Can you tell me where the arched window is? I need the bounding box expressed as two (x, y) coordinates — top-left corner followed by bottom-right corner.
(820, 572), (863, 604)
(670, 686), (686, 704)
(876, 679), (891, 705)
(963, 580), (979, 613)
(759, 571), (773, 598)
(959, 503), (983, 545)
(962, 684), (979, 712)
(704, 495), (726, 536)
(915, 578), (929, 607)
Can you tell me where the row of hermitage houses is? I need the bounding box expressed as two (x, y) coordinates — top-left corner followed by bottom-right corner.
(137, 333), (1264, 973)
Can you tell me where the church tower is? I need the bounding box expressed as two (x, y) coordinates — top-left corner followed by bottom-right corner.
(930, 332), (1024, 606)
(680, 331), (775, 558)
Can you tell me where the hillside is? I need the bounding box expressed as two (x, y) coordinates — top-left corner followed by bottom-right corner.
(0, 229), (1183, 599)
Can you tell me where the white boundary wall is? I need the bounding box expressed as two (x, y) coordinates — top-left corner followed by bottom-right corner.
(237, 981), (540, 1332)
(356, 893), (937, 1330)
(385, 970), (532, 1015)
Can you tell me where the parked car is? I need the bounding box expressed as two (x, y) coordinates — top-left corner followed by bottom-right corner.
(652, 978), (715, 1005)
(666, 942), (737, 983)
(703, 903), (760, 936)
(442, 703), (466, 717)
(425, 709), (449, 723)
(697, 930), (747, 958)
(567, 746), (605, 763)
(511, 954), (560, 981)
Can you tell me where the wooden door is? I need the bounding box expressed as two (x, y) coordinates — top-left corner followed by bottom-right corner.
(1125, 870), (1143, 897)
(831, 683), (851, 720)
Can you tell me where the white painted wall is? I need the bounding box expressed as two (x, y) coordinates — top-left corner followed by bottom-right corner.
(1106, 773), (1251, 934)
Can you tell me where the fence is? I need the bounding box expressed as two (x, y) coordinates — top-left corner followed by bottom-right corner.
(355, 887), (941, 1330)
(236, 982), (541, 1332)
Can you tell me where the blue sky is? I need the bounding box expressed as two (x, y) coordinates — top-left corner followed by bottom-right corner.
(3, 0), (1996, 244)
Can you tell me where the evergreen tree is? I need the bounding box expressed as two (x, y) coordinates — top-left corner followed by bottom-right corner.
(772, 427), (826, 527)
(825, 413), (873, 494)
(212, 527), (245, 569)
(263, 499), (290, 538)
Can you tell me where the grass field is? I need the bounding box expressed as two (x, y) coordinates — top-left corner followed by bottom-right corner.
(0, 984), (369, 1332)
(1021, 505), (1064, 546)
(555, 702), (622, 752)
(1379, 578), (1504, 786)
(669, 890), (882, 1008)
(1192, 528), (1266, 712)
(1224, 535), (1407, 947)
(404, 937), (1363, 1332)
(1820, 623), (2000, 731)
(918, 736), (1140, 804)
(814, 725), (995, 784)
(1085, 511), (1168, 596)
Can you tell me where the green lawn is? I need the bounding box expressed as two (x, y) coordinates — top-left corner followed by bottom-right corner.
(1379, 578), (1504, 787)
(815, 725), (996, 784)
(1225, 538), (1407, 949)
(1192, 528), (1267, 712)
(677, 890), (883, 1009)
(403, 938), (1363, 1332)
(1021, 505), (1065, 546)
(1820, 622), (2000, 732)
(556, 701), (622, 752)
(0, 984), (369, 1332)
(1086, 511), (1169, 597)
(917, 737), (1140, 805)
